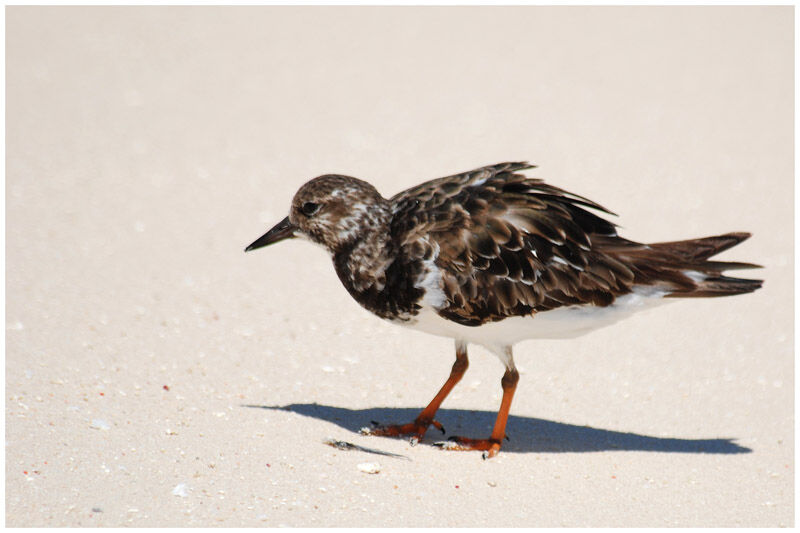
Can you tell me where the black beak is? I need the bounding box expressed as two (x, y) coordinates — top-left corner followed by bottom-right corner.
(245, 216), (297, 252)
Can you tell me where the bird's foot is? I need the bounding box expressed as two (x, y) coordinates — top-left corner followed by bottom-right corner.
(360, 418), (445, 445)
(433, 435), (504, 459)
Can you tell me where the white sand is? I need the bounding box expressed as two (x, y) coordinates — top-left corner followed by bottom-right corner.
(5, 6), (793, 527)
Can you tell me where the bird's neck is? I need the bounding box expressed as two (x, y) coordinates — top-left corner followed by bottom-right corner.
(333, 219), (393, 294)
(332, 214), (422, 320)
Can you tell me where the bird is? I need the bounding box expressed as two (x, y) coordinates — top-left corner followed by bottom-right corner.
(245, 162), (762, 459)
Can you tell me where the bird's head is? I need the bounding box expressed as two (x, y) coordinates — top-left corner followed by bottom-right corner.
(245, 174), (390, 255)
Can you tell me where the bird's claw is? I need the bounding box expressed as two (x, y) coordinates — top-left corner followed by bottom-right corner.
(432, 439), (460, 450)
(433, 435), (503, 458)
(361, 418), (445, 442)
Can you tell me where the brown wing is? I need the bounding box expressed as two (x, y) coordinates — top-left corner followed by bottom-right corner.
(390, 162), (638, 326)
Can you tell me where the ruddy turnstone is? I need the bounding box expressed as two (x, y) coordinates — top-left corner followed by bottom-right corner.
(246, 162), (761, 459)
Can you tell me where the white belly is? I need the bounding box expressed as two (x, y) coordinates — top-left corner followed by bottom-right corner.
(396, 288), (671, 353)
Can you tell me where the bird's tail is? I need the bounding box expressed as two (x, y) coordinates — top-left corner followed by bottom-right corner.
(623, 232), (763, 298)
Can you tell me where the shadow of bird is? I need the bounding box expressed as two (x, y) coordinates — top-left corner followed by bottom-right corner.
(244, 403), (751, 455)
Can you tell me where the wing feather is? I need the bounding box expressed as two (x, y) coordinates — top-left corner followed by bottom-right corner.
(390, 162), (749, 326)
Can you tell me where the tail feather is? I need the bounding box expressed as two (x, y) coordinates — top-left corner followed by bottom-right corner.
(695, 260), (762, 272)
(648, 232), (752, 262)
(621, 232), (763, 298)
(664, 275), (763, 298)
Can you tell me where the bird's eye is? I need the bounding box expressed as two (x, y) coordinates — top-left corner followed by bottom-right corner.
(301, 202), (321, 216)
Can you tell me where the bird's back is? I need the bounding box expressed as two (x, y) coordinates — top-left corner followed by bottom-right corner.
(388, 162), (761, 328)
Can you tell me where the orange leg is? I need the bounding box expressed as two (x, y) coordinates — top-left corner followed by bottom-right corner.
(363, 341), (469, 443)
(438, 364), (519, 459)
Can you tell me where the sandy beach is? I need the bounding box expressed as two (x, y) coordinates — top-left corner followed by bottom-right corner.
(5, 6), (793, 527)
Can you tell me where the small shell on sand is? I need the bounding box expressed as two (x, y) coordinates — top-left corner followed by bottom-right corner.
(357, 463), (381, 474)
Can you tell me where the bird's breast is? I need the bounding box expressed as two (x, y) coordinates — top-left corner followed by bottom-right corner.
(333, 243), (426, 321)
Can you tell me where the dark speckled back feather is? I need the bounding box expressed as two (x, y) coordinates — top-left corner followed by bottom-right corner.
(388, 162), (761, 326)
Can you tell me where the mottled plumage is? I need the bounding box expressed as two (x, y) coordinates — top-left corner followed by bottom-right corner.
(246, 162), (762, 458)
